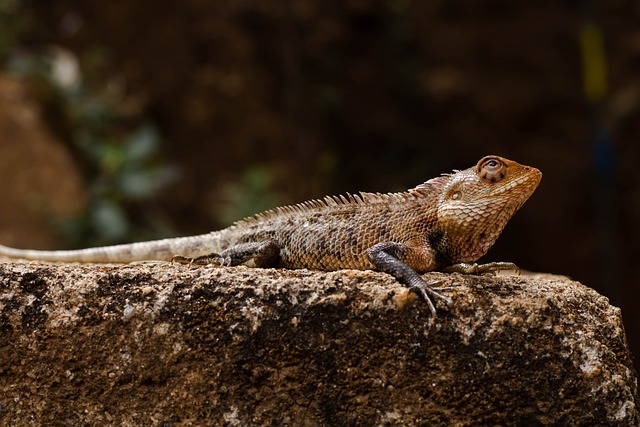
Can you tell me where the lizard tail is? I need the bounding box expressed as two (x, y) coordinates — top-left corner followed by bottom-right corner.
(0, 233), (222, 263)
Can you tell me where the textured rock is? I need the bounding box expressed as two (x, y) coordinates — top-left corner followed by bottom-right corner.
(0, 261), (637, 426)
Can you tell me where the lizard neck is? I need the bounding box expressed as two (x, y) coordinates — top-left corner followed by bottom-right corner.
(448, 226), (504, 263)
(424, 225), (501, 269)
(441, 205), (516, 263)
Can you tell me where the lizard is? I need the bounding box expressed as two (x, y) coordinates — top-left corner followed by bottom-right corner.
(0, 155), (541, 316)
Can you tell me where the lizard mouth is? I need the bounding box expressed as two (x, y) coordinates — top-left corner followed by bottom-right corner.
(495, 169), (540, 194)
(487, 165), (542, 201)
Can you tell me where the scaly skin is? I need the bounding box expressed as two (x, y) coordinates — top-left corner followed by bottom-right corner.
(0, 155), (542, 316)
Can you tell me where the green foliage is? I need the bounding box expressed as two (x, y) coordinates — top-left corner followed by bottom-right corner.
(5, 46), (173, 246)
(216, 165), (285, 226)
(71, 123), (173, 245)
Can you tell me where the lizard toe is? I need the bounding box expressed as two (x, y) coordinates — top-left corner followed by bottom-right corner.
(407, 280), (452, 316)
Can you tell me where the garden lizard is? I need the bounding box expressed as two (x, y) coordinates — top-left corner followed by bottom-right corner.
(0, 155), (541, 315)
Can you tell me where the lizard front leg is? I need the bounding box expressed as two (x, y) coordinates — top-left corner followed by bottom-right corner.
(367, 242), (452, 317)
(172, 241), (280, 268)
(443, 262), (520, 275)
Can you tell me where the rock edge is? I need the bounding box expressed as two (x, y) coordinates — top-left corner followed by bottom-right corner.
(0, 261), (637, 426)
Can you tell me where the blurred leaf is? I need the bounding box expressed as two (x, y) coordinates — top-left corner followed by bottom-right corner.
(216, 165), (284, 226)
(123, 124), (161, 164)
(101, 141), (125, 172)
(91, 200), (129, 242)
(116, 168), (166, 199)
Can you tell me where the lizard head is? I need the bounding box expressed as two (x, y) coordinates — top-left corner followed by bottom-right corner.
(416, 155), (542, 264)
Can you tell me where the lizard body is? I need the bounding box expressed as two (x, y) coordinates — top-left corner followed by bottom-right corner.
(0, 155), (541, 315)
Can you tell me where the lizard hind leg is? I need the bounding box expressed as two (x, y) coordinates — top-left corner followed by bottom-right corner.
(171, 241), (280, 268)
(366, 242), (453, 317)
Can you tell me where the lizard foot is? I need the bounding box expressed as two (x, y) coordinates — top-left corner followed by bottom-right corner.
(170, 253), (231, 266)
(406, 278), (453, 317)
(366, 242), (454, 317)
(171, 242), (279, 268)
(443, 262), (520, 276)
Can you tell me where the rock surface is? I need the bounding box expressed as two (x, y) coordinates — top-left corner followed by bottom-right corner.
(0, 261), (637, 426)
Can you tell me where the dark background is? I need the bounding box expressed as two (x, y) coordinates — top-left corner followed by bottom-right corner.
(0, 1), (638, 372)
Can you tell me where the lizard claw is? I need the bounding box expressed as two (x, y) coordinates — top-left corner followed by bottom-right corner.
(170, 255), (192, 265)
(407, 278), (453, 317)
(171, 253), (229, 266)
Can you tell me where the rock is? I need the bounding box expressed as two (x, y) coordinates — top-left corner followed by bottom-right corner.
(0, 261), (637, 426)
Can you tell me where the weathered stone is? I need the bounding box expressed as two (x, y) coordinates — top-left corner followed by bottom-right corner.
(0, 261), (637, 426)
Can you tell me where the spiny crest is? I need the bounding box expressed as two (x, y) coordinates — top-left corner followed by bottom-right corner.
(233, 188), (428, 226)
(411, 173), (454, 197)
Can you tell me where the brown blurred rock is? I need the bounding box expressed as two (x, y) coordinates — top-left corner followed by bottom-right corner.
(0, 262), (637, 425)
(0, 73), (86, 249)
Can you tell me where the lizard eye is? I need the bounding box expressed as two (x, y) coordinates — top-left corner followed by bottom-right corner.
(451, 191), (461, 200)
(477, 156), (507, 183)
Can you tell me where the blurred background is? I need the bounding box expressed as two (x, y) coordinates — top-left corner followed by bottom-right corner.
(0, 1), (638, 371)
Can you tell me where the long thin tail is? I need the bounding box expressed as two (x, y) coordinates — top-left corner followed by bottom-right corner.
(0, 233), (221, 263)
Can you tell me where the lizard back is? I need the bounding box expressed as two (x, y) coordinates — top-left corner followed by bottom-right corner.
(216, 191), (439, 271)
